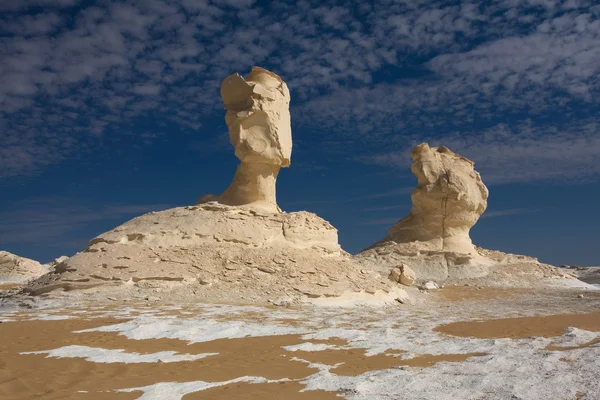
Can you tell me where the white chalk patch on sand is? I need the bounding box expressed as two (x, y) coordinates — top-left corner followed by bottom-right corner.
(300, 344), (600, 400)
(548, 327), (600, 348)
(75, 316), (307, 343)
(117, 376), (288, 400)
(283, 342), (340, 352)
(95, 306), (600, 399)
(5, 302), (599, 400)
(305, 289), (409, 307)
(36, 314), (74, 320)
(549, 279), (600, 290)
(21, 345), (218, 363)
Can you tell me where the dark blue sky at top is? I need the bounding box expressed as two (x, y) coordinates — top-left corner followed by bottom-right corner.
(0, 0), (599, 265)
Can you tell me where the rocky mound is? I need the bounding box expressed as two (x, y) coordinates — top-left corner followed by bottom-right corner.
(19, 67), (409, 305)
(24, 203), (405, 305)
(356, 144), (588, 289)
(559, 265), (600, 286)
(0, 251), (48, 284)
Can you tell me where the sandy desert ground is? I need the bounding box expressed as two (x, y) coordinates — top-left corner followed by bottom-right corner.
(1, 285), (599, 400)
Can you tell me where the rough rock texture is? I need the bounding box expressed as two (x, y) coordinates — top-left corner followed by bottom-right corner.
(387, 143), (488, 255)
(559, 265), (600, 285)
(23, 203), (405, 304)
(198, 67), (292, 213)
(356, 144), (586, 288)
(50, 256), (69, 267)
(389, 264), (415, 287)
(0, 251), (48, 283)
(18, 67), (411, 305)
(399, 264), (416, 286)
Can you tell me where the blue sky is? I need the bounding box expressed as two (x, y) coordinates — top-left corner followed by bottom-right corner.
(0, 0), (599, 265)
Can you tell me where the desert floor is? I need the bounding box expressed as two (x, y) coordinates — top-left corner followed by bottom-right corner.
(1, 286), (599, 400)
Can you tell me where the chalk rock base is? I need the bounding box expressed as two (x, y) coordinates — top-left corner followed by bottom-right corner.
(356, 241), (579, 288)
(24, 203), (401, 303)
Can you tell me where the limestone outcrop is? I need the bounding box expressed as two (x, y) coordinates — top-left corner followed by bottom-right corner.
(24, 203), (403, 303)
(356, 144), (585, 288)
(0, 251), (48, 283)
(198, 67), (292, 213)
(22, 67), (406, 305)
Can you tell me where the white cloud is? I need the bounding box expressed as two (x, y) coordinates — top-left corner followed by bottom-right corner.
(369, 121), (600, 184)
(0, 197), (175, 245)
(0, 0), (599, 183)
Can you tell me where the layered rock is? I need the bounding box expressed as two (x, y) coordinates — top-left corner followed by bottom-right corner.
(26, 203), (402, 303)
(0, 251), (48, 284)
(357, 144), (585, 288)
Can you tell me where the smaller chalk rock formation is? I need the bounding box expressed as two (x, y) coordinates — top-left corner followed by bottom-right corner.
(198, 67), (292, 213)
(388, 143), (488, 255)
(357, 144), (584, 288)
(24, 67), (405, 305)
(0, 251), (48, 284)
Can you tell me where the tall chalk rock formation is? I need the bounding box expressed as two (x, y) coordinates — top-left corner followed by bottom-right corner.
(198, 67), (292, 213)
(356, 143), (581, 287)
(24, 67), (404, 305)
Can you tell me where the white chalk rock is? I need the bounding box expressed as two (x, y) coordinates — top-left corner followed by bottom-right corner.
(355, 143), (580, 289)
(0, 251), (48, 283)
(387, 143), (488, 255)
(399, 264), (416, 287)
(21, 67), (408, 304)
(389, 267), (402, 283)
(422, 281), (440, 290)
(199, 67), (292, 213)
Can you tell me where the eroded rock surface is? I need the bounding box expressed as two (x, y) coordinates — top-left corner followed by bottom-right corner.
(198, 67), (292, 213)
(0, 251), (48, 283)
(24, 204), (405, 304)
(356, 144), (587, 288)
(388, 143), (488, 255)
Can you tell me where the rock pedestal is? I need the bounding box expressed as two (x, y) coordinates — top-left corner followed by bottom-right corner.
(199, 67), (292, 213)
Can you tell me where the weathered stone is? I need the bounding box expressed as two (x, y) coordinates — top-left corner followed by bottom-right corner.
(273, 297), (292, 307)
(387, 143), (488, 255)
(422, 281), (440, 290)
(389, 267), (402, 283)
(0, 251), (48, 283)
(399, 264), (416, 287)
(199, 67), (292, 213)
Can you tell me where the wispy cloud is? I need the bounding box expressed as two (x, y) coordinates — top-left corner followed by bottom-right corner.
(1, 0), (599, 184)
(369, 121), (600, 184)
(0, 197), (174, 246)
(287, 187), (413, 206)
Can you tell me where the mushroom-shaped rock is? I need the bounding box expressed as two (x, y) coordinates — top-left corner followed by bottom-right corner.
(199, 67), (292, 213)
(356, 143), (491, 281)
(387, 143), (488, 255)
